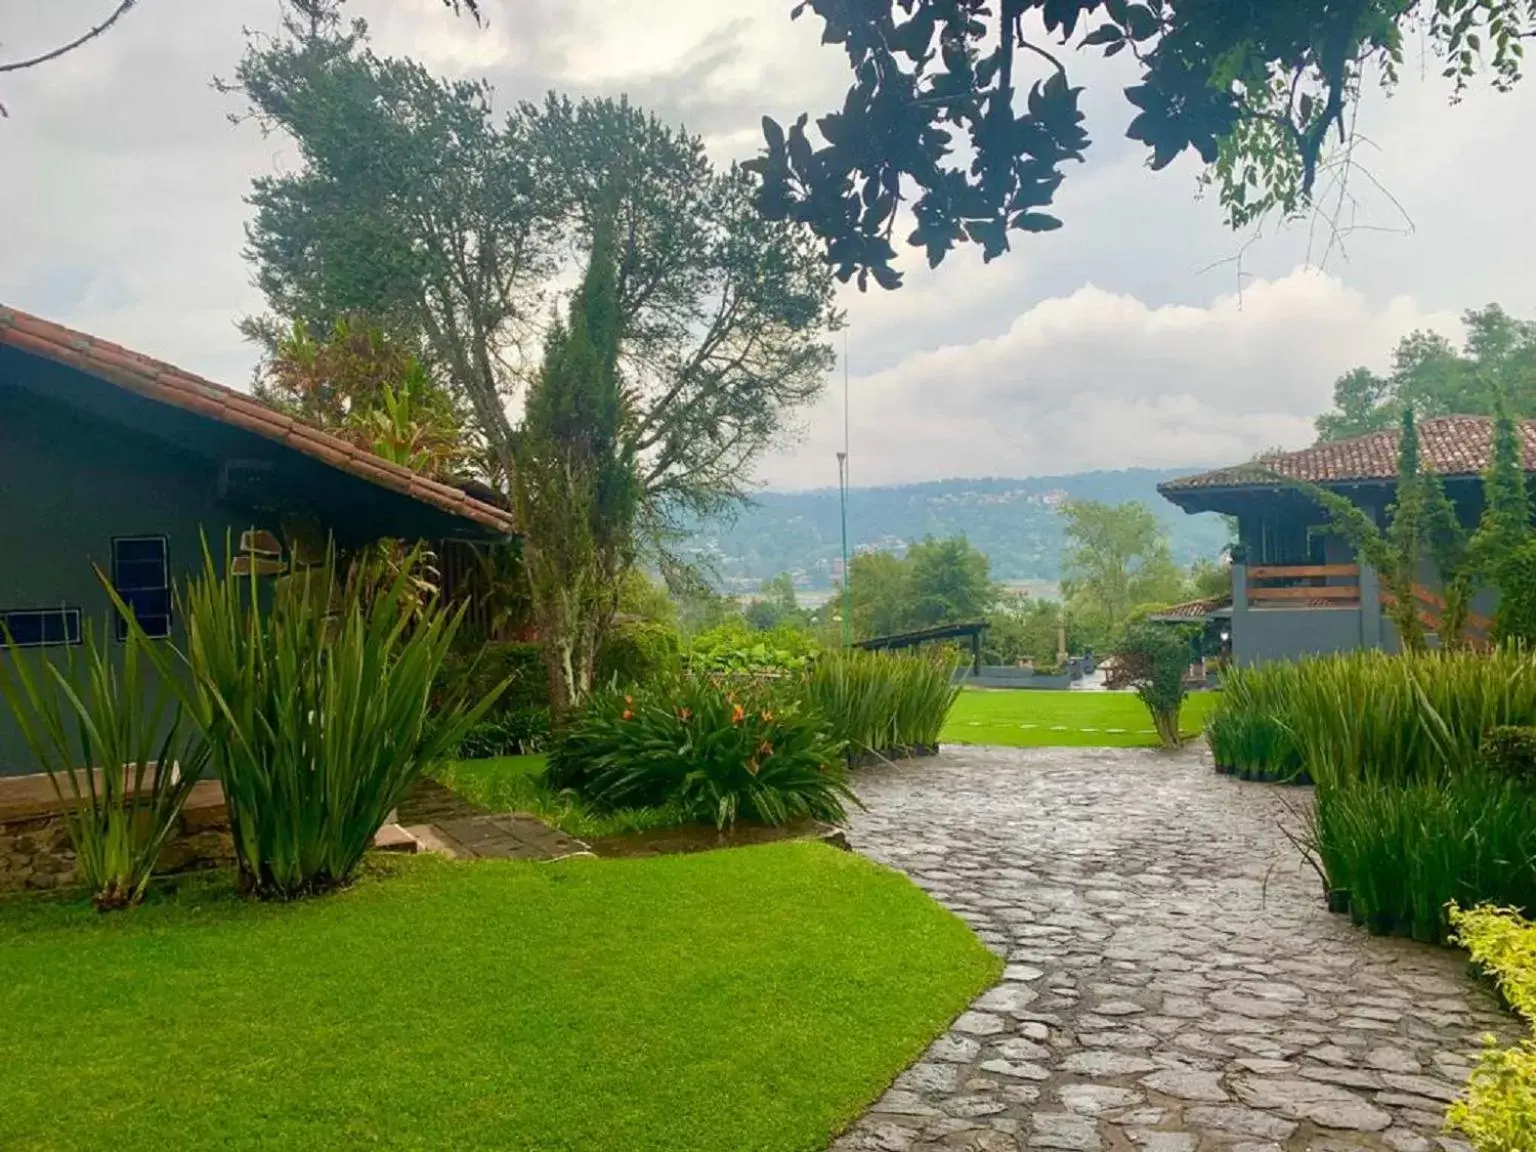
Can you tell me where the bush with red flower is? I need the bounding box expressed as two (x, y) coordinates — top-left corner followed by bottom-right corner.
(546, 673), (853, 829)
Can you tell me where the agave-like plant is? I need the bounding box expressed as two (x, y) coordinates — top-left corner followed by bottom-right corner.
(0, 613), (209, 909)
(131, 540), (504, 899)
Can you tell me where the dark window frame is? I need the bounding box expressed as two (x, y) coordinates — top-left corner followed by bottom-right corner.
(0, 607), (83, 649)
(111, 535), (172, 641)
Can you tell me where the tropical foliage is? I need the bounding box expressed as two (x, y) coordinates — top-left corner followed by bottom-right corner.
(1448, 904), (1536, 1152)
(546, 674), (853, 830)
(0, 616), (209, 910)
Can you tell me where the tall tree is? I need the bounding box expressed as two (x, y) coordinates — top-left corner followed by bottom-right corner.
(1315, 305), (1536, 441)
(1059, 500), (1187, 640)
(904, 537), (996, 626)
(746, 1), (1535, 286)
(235, 13), (836, 544)
(514, 217), (640, 712)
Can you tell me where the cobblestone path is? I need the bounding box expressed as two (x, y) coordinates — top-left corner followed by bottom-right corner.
(833, 746), (1514, 1152)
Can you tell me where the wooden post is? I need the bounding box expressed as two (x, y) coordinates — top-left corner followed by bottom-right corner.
(971, 629), (982, 675)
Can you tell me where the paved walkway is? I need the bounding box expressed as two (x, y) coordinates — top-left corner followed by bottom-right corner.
(395, 779), (590, 861)
(834, 746), (1515, 1152)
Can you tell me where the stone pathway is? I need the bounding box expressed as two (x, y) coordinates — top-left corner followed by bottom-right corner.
(833, 745), (1515, 1152)
(395, 779), (590, 861)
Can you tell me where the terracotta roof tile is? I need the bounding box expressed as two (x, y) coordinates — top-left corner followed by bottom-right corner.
(0, 305), (514, 535)
(1160, 415), (1536, 494)
(1148, 595), (1232, 621)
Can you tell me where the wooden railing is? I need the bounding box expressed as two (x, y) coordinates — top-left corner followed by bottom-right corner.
(1246, 563), (1360, 609)
(1380, 585), (1494, 648)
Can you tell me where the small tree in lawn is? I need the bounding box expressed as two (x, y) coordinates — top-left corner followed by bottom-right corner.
(514, 213), (641, 714)
(1106, 620), (1193, 750)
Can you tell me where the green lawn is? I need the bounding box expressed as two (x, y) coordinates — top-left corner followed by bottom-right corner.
(941, 688), (1218, 748)
(0, 845), (996, 1152)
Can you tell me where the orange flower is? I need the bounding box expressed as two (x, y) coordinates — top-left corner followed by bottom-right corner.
(758, 740), (773, 756)
(621, 708), (634, 721)
(677, 706), (692, 721)
(731, 703), (746, 725)
(746, 757), (761, 777)
(760, 709), (775, 722)
(625, 695), (634, 707)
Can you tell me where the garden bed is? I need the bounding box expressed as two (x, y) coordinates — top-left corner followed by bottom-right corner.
(0, 845), (998, 1152)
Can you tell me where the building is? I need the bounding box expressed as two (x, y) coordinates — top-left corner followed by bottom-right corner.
(1158, 416), (1535, 665)
(0, 305), (513, 774)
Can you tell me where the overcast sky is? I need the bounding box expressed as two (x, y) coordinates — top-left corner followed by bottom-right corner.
(4, 0), (1535, 491)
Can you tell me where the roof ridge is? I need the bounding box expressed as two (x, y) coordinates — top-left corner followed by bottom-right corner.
(0, 304), (514, 535)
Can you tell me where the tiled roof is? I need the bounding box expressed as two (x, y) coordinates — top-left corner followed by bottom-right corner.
(1159, 415), (1536, 494)
(1148, 595), (1232, 622)
(0, 305), (514, 535)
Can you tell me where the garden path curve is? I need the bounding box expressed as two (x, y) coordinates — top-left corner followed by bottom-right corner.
(833, 745), (1515, 1152)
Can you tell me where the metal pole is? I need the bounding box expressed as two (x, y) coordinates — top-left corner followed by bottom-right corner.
(839, 326), (852, 649)
(838, 450), (851, 648)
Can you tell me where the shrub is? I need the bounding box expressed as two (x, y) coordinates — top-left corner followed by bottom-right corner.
(686, 621), (820, 674)
(454, 709), (552, 759)
(152, 546), (500, 899)
(802, 649), (959, 757)
(1447, 905), (1536, 1152)
(595, 619), (681, 688)
(1483, 725), (1536, 786)
(437, 640), (547, 716)
(0, 618), (209, 909)
(1105, 621), (1192, 750)
(547, 674), (852, 829)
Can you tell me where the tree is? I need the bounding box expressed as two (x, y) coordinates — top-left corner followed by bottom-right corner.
(1059, 500), (1187, 642)
(1315, 305), (1536, 441)
(905, 536), (995, 626)
(743, 573), (804, 632)
(235, 12), (837, 542)
(745, 1), (1535, 287)
(513, 217), (641, 713)
(847, 551), (914, 639)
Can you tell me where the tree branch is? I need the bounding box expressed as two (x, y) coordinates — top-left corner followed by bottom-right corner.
(0, 0), (138, 74)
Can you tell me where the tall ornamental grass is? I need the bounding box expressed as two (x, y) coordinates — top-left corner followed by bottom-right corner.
(802, 649), (960, 758)
(142, 545), (500, 899)
(1311, 774), (1536, 942)
(0, 617), (209, 909)
(1213, 649), (1536, 789)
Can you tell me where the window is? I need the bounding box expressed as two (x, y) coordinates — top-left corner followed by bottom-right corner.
(112, 536), (171, 640)
(1, 608), (82, 648)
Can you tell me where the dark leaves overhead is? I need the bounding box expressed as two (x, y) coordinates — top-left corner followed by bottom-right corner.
(749, 0), (1536, 287)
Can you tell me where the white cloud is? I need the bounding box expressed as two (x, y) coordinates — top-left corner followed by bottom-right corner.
(757, 270), (1462, 490)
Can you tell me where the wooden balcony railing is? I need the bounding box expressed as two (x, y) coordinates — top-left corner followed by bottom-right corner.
(1245, 563), (1360, 609)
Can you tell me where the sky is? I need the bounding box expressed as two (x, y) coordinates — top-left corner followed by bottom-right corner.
(3, 0), (1535, 493)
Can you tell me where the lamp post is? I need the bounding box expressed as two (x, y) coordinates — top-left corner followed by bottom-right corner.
(837, 450), (851, 648)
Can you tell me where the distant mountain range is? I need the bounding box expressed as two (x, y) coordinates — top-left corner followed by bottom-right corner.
(685, 469), (1231, 592)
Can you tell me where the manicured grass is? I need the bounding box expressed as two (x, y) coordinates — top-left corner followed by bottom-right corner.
(0, 845), (998, 1152)
(941, 688), (1219, 748)
(428, 755), (687, 838)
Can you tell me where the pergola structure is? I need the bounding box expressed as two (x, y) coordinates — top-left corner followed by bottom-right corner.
(855, 620), (990, 675)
